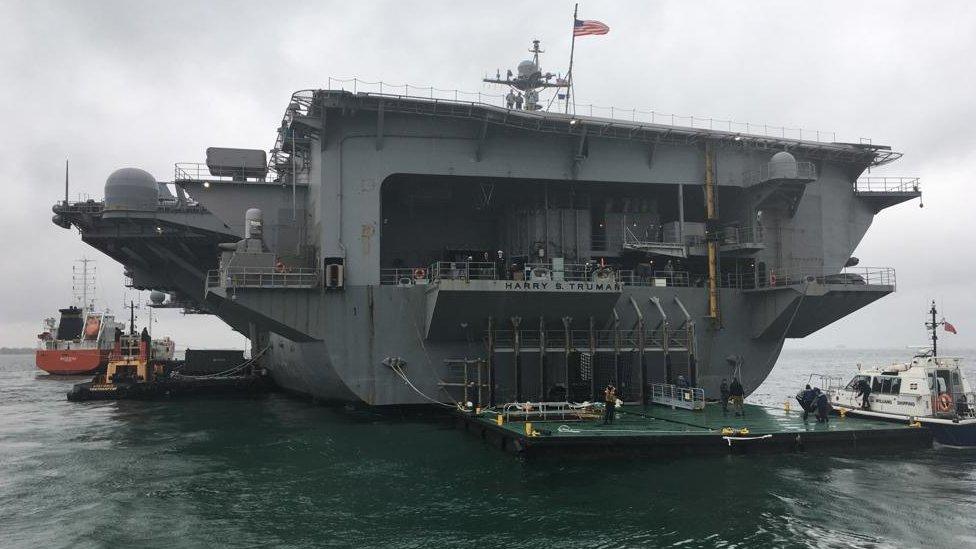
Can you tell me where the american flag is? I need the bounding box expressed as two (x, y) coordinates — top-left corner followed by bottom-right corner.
(574, 19), (610, 37)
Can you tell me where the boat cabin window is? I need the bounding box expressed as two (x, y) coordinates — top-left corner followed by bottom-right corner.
(873, 375), (901, 395)
(890, 377), (901, 395)
(845, 375), (871, 391)
(952, 372), (961, 386)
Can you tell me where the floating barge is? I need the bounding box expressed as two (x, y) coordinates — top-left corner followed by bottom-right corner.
(454, 401), (932, 458)
(67, 375), (272, 401)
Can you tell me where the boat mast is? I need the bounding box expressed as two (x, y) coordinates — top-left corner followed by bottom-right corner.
(928, 300), (938, 357)
(129, 300), (136, 335)
(73, 257), (95, 312)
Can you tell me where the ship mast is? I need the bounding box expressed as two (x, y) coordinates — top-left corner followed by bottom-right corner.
(927, 300), (939, 357)
(483, 40), (569, 112)
(72, 257), (96, 312)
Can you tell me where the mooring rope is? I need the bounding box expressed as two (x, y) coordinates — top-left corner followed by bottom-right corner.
(722, 434), (773, 446)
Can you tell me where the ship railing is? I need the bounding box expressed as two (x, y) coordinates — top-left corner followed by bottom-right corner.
(380, 268), (426, 285)
(428, 261), (498, 282)
(492, 328), (688, 351)
(743, 161), (818, 186)
(649, 383), (706, 411)
(418, 261), (624, 285)
(854, 177), (920, 194)
(758, 266), (896, 289)
(324, 77), (841, 143)
(617, 270), (690, 287)
(174, 162), (272, 184)
(55, 199), (105, 213)
(684, 225), (765, 248)
(519, 262), (619, 284)
(206, 267), (320, 289)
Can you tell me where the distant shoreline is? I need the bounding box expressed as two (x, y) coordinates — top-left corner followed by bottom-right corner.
(0, 348), (33, 355)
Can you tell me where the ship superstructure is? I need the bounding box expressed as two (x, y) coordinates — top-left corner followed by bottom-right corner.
(52, 45), (921, 405)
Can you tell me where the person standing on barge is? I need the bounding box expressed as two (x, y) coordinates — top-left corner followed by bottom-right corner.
(603, 384), (617, 424)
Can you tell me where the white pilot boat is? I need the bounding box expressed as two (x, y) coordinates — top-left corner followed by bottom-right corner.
(821, 302), (976, 447)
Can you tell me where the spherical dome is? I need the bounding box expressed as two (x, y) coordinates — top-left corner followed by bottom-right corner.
(149, 291), (167, 305)
(517, 60), (539, 78)
(768, 151), (798, 179)
(104, 168), (159, 211)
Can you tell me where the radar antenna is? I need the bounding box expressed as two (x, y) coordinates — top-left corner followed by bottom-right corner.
(484, 40), (569, 112)
(72, 257), (96, 311)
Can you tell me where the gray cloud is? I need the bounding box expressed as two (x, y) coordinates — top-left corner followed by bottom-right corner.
(1, 0), (974, 351)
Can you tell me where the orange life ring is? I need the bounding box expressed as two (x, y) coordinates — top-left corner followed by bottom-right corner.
(413, 267), (427, 280)
(938, 393), (953, 412)
(770, 272), (778, 286)
(274, 261), (285, 273)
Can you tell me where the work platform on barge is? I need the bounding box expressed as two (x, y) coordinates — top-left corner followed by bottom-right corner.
(454, 400), (932, 458)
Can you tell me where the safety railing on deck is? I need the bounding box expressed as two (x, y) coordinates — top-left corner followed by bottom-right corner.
(685, 225), (765, 248)
(378, 262), (752, 289)
(206, 267), (320, 289)
(430, 262), (498, 281)
(760, 266), (896, 289)
(174, 163), (280, 184)
(743, 161), (818, 186)
(492, 328), (689, 351)
(650, 383), (706, 411)
(55, 199), (104, 213)
(324, 77), (840, 143)
(854, 177), (920, 194)
(617, 270), (691, 287)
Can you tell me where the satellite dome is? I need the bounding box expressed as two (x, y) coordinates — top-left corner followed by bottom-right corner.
(149, 291), (167, 305)
(768, 151), (798, 179)
(104, 168), (159, 211)
(517, 60), (539, 78)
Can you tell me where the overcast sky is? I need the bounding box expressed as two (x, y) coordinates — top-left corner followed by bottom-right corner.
(1, 0), (974, 352)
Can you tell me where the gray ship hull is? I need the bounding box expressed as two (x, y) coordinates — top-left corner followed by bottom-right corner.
(52, 87), (918, 407)
(256, 283), (887, 406)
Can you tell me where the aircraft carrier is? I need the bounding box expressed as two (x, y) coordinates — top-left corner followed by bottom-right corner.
(52, 44), (921, 406)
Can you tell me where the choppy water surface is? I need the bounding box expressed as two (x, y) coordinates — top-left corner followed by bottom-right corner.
(2, 349), (976, 548)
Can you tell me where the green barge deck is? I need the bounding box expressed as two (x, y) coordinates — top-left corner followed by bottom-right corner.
(454, 402), (932, 458)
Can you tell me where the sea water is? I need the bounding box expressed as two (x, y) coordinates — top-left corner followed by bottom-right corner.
(1, 349), (975, 548)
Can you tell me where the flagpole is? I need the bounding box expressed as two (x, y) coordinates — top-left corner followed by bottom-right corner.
(565, 3), (578, 114)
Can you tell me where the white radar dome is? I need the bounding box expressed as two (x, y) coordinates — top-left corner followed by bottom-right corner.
(104, 168), (159, 211)
(768, 151), (798, 179)
(517, 60), (539, 78)
(149, 291), (167, 305)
